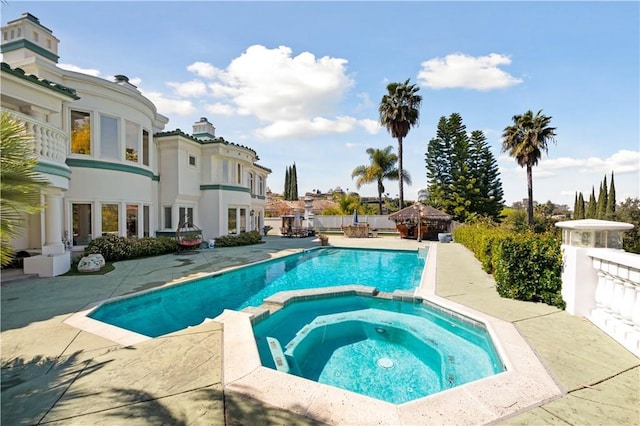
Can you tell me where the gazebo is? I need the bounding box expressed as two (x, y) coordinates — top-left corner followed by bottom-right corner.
(388, 203), (452, 240)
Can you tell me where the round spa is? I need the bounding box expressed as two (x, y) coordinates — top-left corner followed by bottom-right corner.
(252, 294), (504, 404)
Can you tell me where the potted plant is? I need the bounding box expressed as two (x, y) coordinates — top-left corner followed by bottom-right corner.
(263, 225), (273, 236)
(318, 234), (329, 246)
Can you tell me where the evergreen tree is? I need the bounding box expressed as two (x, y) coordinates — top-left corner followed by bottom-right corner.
(469, 130), (504, 219)
(425, 113), (503, 221)
(576, 192), (585, 219)
(284, 166), (290, 199)
(573, 192), (579, 217)
(606, 171), (616, 219)
(586, 187), (597, 218)
(291, 163), (298, 200)
(596, 175), (608, 219)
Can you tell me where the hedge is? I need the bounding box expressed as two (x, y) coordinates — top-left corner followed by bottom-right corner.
(453, 224), (565, 309)
(84, 234), (178, 261)
(214, 230), (263, 247)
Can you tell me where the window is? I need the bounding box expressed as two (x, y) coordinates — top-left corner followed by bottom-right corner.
(179, 207), (194, 226)
(240, 208), (247, 233)
(222, 160), (229, 183)
(248, 172), (254, 193)
(258, 176), (264, 196)
(72, 203), (92, 245)
(142, 130), (150, 166)
(143, 205), (150, 237)
(71, 110), (91, 154)
(125, 120), (139, 163)
(188, 154), (196, 167)
(164, 206), (172, 229)
(228, 208), (237, 234)
(236, 163), (242, 184)
(127, 204), (138, 237)
(101, 204), (119, 235)
(100, 115), (119, 159)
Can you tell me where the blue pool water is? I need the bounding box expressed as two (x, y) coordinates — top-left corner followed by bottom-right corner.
(253, 295), (504, 404)
(90, 248), (425, 337)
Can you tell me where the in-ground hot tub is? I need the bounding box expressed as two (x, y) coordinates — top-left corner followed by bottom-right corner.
(253, 292), (504, 404)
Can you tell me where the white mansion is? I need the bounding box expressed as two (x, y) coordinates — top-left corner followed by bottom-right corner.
(1, 13), (271, 276)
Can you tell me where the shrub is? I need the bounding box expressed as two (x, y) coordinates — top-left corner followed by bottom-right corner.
(85, 235), (177, 261)
(454, 224), (565, 309)
(493, 233), (565, 309)
(214, 230), (263, 247)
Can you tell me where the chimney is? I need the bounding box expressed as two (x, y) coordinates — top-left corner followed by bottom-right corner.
(192, 117), (216, 140)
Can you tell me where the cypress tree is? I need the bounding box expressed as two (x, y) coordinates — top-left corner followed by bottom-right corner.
(573, 192), (578, 218)
(291, 163), (298, 200)
(284, 166), (290, 199)
(606, 171), (616, 219)
(596, 175), (608, 219)
(577, 192), (585, 219)
(586, 187), (597, 218)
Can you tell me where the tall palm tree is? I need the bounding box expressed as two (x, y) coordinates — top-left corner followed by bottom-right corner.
(502, 109), (556, 226)
(352, 146), (411, 214)
(0, 111), (49, 266)
(379, 79), (422, 209)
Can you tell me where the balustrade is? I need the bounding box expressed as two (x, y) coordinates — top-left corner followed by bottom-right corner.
(589, 250), (640, 357)
(2, 109), (67, 165)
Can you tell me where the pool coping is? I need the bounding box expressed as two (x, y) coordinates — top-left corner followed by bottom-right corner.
(216, 244), (564, 425)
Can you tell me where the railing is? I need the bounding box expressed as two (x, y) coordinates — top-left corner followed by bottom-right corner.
(2, 109), (67, 165)
(589, 249), (640, 357)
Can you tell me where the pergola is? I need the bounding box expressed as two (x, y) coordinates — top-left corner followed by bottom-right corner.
(388, 203), (452, 240)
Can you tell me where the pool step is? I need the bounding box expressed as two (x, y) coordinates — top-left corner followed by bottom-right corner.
(266, 337), (290, 373)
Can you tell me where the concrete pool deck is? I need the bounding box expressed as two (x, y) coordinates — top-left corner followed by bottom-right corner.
(2, 236), (639, 425)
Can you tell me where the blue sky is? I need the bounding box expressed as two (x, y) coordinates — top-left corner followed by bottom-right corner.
(3, 1), (639, 207)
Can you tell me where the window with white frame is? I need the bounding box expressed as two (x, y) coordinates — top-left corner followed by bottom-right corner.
(236, 163), (242, 184)
(71, 110), (91, 155)
(188, 154), (197, 167)
(248, 172), (254, 193)
(142, 130), (150, 166)
(258, 176), (264, 195)
(164, 206), (172, 229)
(100, 115), (119, 159)
(125, 120), (139, 163)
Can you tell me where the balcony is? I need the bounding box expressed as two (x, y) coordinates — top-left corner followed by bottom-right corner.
(3, 108), (68, 166)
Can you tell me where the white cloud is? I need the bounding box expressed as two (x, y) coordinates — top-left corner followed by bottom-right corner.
(178, 45), (361, 138)
(359, 118), (381, 134)
(418, 53), (523, 90)
(256, 116), (358, 139)
(58, 63), (101, 77)
(187, 61), (220, 79)
(141, 90), (196, 117)
(205, 102), (235, 116)
(166, 80), (208, 97)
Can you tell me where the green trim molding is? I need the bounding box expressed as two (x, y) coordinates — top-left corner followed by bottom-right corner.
(200, 184), (250, 193)
(35, 162), (71, 179)
(251, 194), (266, 200)
(66, 158), (159, 181)
(1, 39), (59, 63)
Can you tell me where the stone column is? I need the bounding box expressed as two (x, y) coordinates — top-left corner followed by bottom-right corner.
(41, 190), (65, 255)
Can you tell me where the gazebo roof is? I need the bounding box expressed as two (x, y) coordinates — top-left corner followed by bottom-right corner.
(388, 203), (452, 222)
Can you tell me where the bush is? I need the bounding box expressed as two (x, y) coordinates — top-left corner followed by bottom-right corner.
(214, 230), (263, 247)
(85, 235), (177, 261)
(453, 224), (507, 273)
(454, 224), (565, 309)
(493, 233), (565, 309)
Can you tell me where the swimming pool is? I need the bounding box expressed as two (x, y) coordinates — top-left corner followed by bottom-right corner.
(252, 294), (504, 404)
(89, 248), (425, 337)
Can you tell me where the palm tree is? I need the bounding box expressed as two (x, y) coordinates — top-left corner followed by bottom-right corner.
(379, 79), (422, 209)
(0, 111), (49, 266)
(502, 110), (557, 226)
(352, 146), (410, 214)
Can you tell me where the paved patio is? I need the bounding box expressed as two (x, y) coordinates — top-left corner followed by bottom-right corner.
(1, 236), (638, 425)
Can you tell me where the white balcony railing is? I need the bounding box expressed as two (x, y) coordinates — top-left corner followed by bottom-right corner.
(589, 249), (640, 357)
(3, 109), (68, 165)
